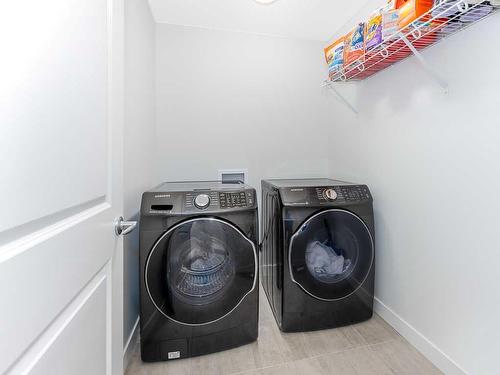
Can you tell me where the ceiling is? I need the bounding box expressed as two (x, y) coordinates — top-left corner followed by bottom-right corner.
(148, 0), (374, 42)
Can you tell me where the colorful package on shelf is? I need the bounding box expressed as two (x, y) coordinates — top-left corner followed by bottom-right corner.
(382, 9), (400, 40)
(395, 0), (434, 29)
(365, 11), (383, 51)
(322, 0), (496, 83)
(361, 0), (408, 79)
(344, 23), (365, 68)
(400, 0), (447, 50)
(381, 0), (440, 51)
(324, 37), (345, 80)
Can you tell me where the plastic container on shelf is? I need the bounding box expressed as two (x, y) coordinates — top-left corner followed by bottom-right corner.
(397, 0), (447, 51)
(395, 0), (435, 28)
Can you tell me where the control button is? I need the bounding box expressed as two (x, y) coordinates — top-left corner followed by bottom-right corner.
(194, 194), (210, 209)
(324, 188), (338, 201)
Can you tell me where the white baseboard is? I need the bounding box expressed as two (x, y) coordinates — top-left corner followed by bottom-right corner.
(374, 297), (467, 375)
(123, 317), (140, 372)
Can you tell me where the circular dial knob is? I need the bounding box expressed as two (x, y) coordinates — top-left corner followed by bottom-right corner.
(324, 188), (338, 201)
(194, 194), (211, 209)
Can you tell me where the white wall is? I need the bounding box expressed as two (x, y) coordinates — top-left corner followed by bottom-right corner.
(123, 0), (156, 357)
(327, 14), (500, 375)
(155, 24), (335, 193)
(127, 9), (500, 374)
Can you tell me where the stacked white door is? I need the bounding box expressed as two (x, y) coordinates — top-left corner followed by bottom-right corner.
(0, 1), (125, 374)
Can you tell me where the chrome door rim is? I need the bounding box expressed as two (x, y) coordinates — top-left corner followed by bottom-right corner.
(288, 208), (374, 302)
(145, 216), (258, 326)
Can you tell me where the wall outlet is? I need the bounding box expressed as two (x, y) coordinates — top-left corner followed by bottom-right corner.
(218, 169), (248, 184)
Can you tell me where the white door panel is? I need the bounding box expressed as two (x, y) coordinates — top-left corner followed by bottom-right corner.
(0, 0), (109, 233)
(0, 0), (125, 374)
(0, 205), (112, 374)
(9, 270), (108, 375)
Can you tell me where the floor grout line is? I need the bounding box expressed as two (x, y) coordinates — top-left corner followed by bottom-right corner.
(126, 310), (434, 375)
(231, 335), (402, 375)
(218, 314), (404, 375)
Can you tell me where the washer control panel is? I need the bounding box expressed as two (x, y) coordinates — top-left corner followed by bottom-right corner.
(185, 191), (219, 211)
(219, 191), (254, 209)
(143, 183), (257, 216)
(184, 190), (255, 211)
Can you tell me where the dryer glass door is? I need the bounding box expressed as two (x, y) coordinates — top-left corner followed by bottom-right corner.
(145, 217), (257, 325)
(289, 209), (374, 301)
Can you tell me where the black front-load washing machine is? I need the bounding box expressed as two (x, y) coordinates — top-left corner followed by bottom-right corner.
(261, 178), (375, 332)
(139, 181), (259, 362)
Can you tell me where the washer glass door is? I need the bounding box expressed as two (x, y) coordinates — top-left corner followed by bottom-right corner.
(146, 217), (257, 325)
(289, 209), (374, 301)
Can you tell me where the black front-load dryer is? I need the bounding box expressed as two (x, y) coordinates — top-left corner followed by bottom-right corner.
(139, 181), (259, 362)
(261, 178), (375, 332)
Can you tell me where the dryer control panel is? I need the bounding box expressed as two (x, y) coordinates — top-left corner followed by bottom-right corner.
(280, 185), (371, 207)
(316, 185), (371, 202)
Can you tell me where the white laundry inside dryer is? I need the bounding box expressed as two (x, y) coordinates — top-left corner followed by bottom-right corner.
(305, 241), (351, 278)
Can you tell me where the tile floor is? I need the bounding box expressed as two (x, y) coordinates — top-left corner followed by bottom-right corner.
(126, 287), (442, 375)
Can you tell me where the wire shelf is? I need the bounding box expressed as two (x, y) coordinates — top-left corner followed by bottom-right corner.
(328, 0), (499, 83)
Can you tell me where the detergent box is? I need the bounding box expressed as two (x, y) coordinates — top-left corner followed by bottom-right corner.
(344, 23), (365, 67)
(324, 37), (345, 80)
(365, 11), (383, 51)
(382, 9), (400, 40)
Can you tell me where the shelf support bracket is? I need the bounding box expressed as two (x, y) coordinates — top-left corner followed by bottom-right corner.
(399, 33), (448, 93)
(322, 81), (359, 115)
